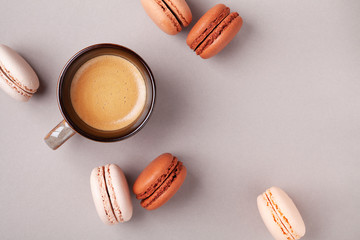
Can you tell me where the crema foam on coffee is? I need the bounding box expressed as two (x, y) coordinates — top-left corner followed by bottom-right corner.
(70, 55), (146, 131)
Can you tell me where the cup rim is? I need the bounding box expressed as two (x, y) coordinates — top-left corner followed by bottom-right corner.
(57, 43), (156, 142)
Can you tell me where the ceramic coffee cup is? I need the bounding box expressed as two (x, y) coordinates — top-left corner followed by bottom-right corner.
(44, 44), (156, 150)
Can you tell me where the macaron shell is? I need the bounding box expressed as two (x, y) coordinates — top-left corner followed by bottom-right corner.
(199, 13), (243, 59)
(105, 164), (133, 222)
(141, 163), (187, 210)
(163, 0), (192, 27)
(267, 187), (306, 239)
(141, 0), (181, 35)
(0, 73), (31, 101)
(186, 4), (230, 49)
(257, 194), (293, 240)
(0, 44), (39, 93)
(257, 187), (306, 240)
(133, 153), (177, 199)
(90, 167), (117, 225)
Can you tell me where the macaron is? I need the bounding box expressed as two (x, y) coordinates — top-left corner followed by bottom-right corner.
(0, 44), (39, 101)
(133, 153), (187, 210)
(90, 164), (133, 225)
(257, 187), (306, 240)
(141, 0), (192, 35)
(186, 4), (243, 59)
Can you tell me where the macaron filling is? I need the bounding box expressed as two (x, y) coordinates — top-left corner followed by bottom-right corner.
(104, 165), (124, 222)
(264, 190), (297, 240)
(97, 166), (121, 224)
(155, 0), (182, 32)
(0, 62), (36, 95)
(141, 161), (183, 208)
(135, 156), (178, 200)
(0, 64), (33, 97)
(195, 12), (240, 55)
(164, 0), (190, 26)
(189, 7), (230, 50)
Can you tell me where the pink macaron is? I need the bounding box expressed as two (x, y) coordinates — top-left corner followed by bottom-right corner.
(0, 44), (39, 101)
(90, 164), (133, 225)
(257, 187), (306, 240)
(141, 0), (192, 35)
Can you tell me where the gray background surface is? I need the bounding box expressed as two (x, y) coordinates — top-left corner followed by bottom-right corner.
(1, 0), (359, 239)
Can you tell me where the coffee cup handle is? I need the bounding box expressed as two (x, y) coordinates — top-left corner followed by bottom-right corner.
(44, 120), (76, 150)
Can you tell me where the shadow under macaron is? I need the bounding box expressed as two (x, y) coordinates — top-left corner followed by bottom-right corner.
(127, 65), (192, 149)
(160, 152), (198, 208)
(16, 47), (51, 99)
(185, 0), (209, 28)
(206, 15), (251, 61)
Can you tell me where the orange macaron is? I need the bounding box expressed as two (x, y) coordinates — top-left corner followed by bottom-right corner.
(187, 4), (243, 59)
(141, 0), (192, 35)
(133, 153), (187, 210)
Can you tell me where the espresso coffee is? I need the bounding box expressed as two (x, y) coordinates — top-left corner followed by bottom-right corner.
(70, 55), (146, 131)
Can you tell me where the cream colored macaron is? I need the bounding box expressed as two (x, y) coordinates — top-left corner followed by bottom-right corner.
(90, 164), (133, 225)
(257, 186), (306, 240)
(0, 44), (39, 101)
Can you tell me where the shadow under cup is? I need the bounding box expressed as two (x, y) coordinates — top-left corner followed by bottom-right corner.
(58, 44), (156, 142)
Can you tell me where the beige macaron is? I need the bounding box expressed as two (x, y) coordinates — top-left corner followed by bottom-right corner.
(141, 0), (192, 35)
(0, 44), (39, 101)
(257, 187), (306, 240)
(90, 164), (133, 225)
